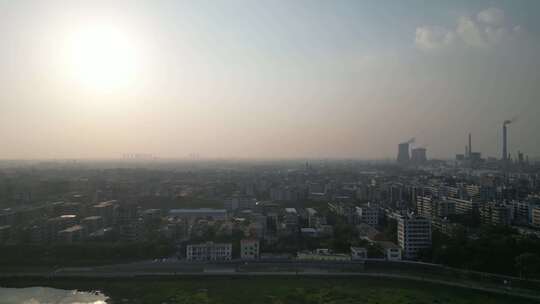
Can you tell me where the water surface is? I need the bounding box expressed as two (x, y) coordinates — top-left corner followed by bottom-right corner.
(0, 286), (108, 304)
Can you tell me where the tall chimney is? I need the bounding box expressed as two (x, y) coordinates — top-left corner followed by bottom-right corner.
(468, 133), (472, 157)
(503, 123), (508, 161)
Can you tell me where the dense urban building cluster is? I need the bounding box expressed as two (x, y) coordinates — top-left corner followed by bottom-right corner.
(0, 146), (540, 277)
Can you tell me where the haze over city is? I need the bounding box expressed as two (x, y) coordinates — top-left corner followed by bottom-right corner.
(3, 2), (540, 303)
(1, 0), (539, 160)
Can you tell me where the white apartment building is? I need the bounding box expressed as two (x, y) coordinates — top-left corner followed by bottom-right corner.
(378, 241), (402, 261)
(397, 215), (431, 260)
(353, 203), (379, 227)
(186, 242), (232, 261)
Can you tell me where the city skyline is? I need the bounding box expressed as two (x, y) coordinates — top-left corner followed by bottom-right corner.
(1, 0), (539, 160)
(2, 2), (540, 302)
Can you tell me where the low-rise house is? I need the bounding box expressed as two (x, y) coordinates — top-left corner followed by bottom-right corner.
(378, 241), (402, 261)
(297, 249), (350, 261)
(240, 239), (259, 260)
(350, 247), (368, 260)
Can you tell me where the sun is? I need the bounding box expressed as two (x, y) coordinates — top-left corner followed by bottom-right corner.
(67, 25), (139, 92)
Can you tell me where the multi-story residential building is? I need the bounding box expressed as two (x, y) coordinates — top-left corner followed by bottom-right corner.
(479, 186), (497, 202)
(265, 212), (279, 236)
(92, 201), (117, 226)
(142, 209), (162, 222)
(0, 211), (15, 227)
(240, 239), (259, 260)
(422, 186), (439, 198)
(270, 186), (305, 202)
(431, 217), (462, 236)
(389, 183), (404, 206)
(81, 216), (104, 233)
(224, 196), (257, 211)
(416, 196), (455, 218)
(480, 202), (513, 226)
(119, 219), (144, 242)
(440, 186), (461, 199)
(435, 199), (456, 217)
(57, 225), (86, 243)
(328, 202), (355, 223)
(449, 198), (479, 215)
(305, 208), (321, 228)
(46, 215), (78, 242)
(280, 208), (299, 235)
(532, 206), (540, 227)
(353, 204), (379, 227)
(186, 242), (232, 261)
(0, 225), (11, 243)
(169, 208), (227, 221)
(416, 196), (433, 218)
(115, 203), (139, 225)
(397, 215), (432, 260)
(511, 200), (531, 225)
(465, 185), (481, 201)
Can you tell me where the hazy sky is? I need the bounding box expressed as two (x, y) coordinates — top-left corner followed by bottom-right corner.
(1, 0), (539, 160)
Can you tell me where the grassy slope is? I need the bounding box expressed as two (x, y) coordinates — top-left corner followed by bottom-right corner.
(3, 277), (537, 304)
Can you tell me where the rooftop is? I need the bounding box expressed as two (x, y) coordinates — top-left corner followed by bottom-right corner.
(83, 216), (103, 221)
(93, 200), (117, 208)
(59, 225), (84, 233)
(170, 208), (226, 213)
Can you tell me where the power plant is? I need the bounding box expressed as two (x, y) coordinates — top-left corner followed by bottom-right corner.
(398, 120), (529, 168)
(452, 118), (530, 167)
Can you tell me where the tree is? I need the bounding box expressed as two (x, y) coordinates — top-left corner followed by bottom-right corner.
(515, 252), (540, 279)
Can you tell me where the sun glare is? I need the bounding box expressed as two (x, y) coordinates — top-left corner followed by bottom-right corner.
(67, 25), (139, 92)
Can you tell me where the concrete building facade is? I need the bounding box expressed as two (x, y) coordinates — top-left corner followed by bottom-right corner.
(186, 242), (232, 261)
(397, 216), (432, 260)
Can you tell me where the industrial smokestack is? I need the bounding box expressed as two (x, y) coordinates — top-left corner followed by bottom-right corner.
(468, 133), (472, 157)
(503, 121), (510, 161)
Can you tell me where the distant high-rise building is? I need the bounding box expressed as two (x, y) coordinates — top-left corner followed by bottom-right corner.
(397, 143), (410, 164)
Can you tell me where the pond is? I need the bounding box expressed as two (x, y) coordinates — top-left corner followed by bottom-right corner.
(0, 286), (108, 304)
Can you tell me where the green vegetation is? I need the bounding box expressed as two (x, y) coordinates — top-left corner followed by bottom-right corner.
(4, 277), (535, 304)
(0, 241), (175, 267)
(426, 225), (540, 279)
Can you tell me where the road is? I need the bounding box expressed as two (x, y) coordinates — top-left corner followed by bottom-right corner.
(1, 260), (539, 301)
